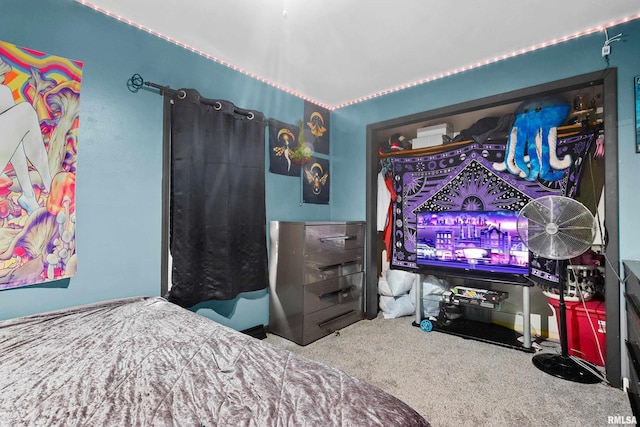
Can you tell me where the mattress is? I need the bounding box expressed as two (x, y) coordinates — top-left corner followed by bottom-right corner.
(0, 296), (429, 426)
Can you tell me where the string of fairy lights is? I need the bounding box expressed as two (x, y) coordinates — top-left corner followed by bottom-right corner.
(74, 0), (640, 111)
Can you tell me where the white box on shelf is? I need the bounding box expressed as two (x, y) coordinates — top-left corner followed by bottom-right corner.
(416, 123), (453, 138)
(411, 135), (444, 149)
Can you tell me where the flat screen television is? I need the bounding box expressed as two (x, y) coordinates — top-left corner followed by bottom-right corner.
(416, 210), (529, 282)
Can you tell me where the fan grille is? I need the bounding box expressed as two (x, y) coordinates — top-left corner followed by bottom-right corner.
(517, 196), (597, 260)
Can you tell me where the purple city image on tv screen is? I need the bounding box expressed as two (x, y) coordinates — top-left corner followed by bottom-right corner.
(416, 210), (528, 275)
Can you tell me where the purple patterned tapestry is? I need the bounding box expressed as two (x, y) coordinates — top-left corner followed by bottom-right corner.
(389, 131), (596, 284)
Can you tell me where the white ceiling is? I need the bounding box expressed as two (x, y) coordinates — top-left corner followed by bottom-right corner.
(78, 0), (640, 109)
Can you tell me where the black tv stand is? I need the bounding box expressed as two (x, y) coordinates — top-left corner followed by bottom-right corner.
(412, 275), (534, 352)
(412, 317), (535, 353)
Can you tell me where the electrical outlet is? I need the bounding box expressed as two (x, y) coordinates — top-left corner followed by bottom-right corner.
(602, 45), (611, 57)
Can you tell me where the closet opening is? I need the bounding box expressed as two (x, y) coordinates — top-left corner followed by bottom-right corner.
(365, 68), (620, 386)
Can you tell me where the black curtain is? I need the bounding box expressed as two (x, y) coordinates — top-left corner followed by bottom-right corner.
(166, 89), (268, 308)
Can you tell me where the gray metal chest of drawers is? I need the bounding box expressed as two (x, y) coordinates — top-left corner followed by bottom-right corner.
(268, 221), (365, 345)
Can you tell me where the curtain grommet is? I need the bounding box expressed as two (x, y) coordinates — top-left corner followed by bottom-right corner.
(178, 90), (187, 99)
(247, 112), (254, 120)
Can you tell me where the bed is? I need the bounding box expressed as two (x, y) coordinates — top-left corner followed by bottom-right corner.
(0, 296), (429, 426)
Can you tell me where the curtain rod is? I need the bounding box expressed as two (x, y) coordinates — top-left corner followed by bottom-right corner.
(126, 73), (256, 118)
(127, 73), (177, 95)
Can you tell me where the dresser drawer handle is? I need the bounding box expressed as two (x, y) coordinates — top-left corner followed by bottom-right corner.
(317, 260), (357, 271)
(318, 309), (355, 329)
(319, 235), (357, 242)
(319, 286), (354, 301)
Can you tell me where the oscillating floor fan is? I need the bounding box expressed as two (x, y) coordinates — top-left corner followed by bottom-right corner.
(517, 195), (602, 384)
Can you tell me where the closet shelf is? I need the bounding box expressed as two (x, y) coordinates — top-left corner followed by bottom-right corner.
(377, 123), (592, 158)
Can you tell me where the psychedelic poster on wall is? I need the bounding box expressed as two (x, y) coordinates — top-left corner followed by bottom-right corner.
(0, 40), (82, 290)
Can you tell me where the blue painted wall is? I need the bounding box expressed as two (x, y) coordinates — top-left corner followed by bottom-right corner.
(0, 0), (329, 329)
(3, 0), (640, 332)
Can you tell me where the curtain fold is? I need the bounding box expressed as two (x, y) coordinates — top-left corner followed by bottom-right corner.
(166, 89), (268, 308)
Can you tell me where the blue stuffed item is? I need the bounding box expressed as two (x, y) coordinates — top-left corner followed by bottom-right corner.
(494, 96), (571, 182)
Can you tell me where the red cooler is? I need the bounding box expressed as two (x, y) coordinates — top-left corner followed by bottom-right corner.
(548, 297), (606, 366)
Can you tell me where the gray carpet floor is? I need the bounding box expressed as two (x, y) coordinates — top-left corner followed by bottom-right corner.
(264, 314), (633, 427)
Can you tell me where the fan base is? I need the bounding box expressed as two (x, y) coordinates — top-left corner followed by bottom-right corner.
(532, 353), (602, 384)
